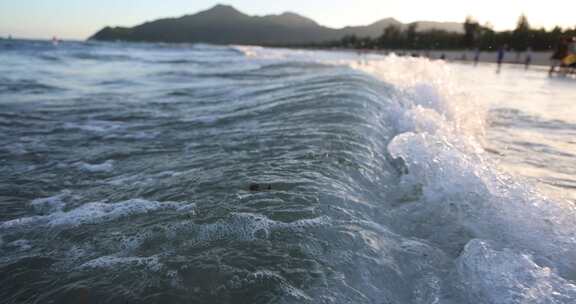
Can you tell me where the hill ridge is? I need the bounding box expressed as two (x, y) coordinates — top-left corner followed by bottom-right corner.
(90, 4), (463, 45)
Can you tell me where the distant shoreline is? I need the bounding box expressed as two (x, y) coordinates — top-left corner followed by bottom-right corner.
(400, 49), (552, 67)
(1, 38), (555, 67)
(305, 47), (554, 67)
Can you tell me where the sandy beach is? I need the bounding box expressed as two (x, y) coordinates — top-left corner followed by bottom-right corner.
(384, 49), (554, 66)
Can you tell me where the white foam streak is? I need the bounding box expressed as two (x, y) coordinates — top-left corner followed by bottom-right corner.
(77, 160), (114, 173)
(196, 213), (330, 242)
(1, 199), (195, 230)
(79, 255), (163, 272)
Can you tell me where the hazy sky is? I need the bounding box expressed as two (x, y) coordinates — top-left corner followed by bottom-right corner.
(1, 0), (574, 40)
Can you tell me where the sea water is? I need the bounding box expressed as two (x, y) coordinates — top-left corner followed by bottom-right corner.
(1, 40), (576, 303)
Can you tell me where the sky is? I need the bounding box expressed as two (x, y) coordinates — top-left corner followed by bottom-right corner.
(0, 0), (574, 40)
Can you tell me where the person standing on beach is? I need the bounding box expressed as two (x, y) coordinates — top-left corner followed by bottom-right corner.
(524, 47), (532, 70)
(497, 45), (506, 72)
(549, 37), (569, 75)
(474, 48), (481, 66)
(563, 37), (576, 74)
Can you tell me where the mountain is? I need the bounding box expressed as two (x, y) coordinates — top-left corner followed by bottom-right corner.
(340, 18), (403, 38)
(413, 21), (463, 33)
(90, 4), (463, 45)
(90, 5), (338, 45)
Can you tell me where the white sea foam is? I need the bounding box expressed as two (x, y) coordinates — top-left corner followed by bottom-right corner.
(79, 255), (163, 272)
(77, 160), (114, 173)
(239, 270), (312, 301)
(107, 171), (183, 186)
(374, 60), (576, 280)
(239, 46), (576, 301)
(1, 199), (196, 230)
(195, 213), (330, 242)
(369, 55), (576, 301)
(457, 239), (576, 304)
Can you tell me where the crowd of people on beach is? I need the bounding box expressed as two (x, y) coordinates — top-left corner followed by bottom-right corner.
(417, 36), (576, 76)
(549, 36), (576, 75)
(358, 36), (576, 77)
(477, 36), (576, 75)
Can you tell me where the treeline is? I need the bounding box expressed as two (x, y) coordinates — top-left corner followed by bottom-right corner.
(328, 15), (576, 51)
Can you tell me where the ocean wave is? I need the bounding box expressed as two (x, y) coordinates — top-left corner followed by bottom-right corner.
(2, 42), (576, 303)
(67, 51), (135, 61)
(237, 46), (576, 301)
